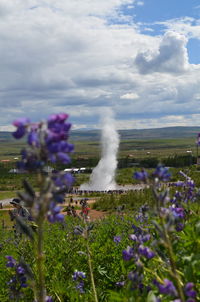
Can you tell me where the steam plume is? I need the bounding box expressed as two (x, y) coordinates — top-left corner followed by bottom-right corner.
(80, 109), (119, 191)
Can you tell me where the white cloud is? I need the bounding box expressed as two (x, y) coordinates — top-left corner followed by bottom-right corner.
(135, 32), (189, 74)
(0, 1), (200, 130)
(120, 92), (139, 99)
(136, 1), (144, 6)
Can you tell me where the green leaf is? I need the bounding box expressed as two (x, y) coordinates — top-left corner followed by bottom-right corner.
(15, 216), (34, 241)
(146, 291), (158, 302)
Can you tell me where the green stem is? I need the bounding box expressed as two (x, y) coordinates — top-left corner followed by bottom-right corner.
(86, 238), (99, 302)
(160, 217), (185, 302)
(36, 218), (45, 302)
(84, 220), (98, 302)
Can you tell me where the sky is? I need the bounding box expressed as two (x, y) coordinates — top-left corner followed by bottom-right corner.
(1, 0), (200, 130)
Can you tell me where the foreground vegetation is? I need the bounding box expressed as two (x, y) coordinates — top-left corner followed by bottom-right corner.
(0, 181), (200, 301)
(0, 115), (199, 302)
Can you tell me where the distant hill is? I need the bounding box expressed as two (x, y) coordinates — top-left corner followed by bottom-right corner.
(70, 127), (200, 141)
(0, 132), (14, 142)
(1, 127), (200, 143)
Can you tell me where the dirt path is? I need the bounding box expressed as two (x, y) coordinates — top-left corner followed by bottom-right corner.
(63, 209), (107, 221)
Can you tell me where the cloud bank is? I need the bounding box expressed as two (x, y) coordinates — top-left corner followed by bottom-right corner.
(0, 0), (200, 130)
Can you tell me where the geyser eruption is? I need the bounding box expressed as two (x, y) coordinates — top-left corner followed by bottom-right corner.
(80, 109), (119, 191)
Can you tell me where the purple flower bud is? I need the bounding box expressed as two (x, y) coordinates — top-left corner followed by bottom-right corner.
(114, 236), (121, 244)
(153, 165), (171, 181)
(185, 283), (197, 298)
(122, 246), (134, 261)
(47, 203), (64, 223)
(28, 131), (40, 147)
(76, 281), (85, 293)
(170, 207), (185, 219)
(12, 118), (30, 139)
(5, 256), (16, 268)
(13, 118), (30, 128)
(13, 126), (26, 139)
(17, 265), (25, 274)
(116, 281), (125, 287)
(138, 245), (155, 259)
(45, 296), (53, 302)
(154, 279), (177, 296)
(57, 152), (71, 164)
(129, 234), (138, 241)
(175, 223), (184, 232)
(72, 270), (86, 281)
(134, 170), (148, 181)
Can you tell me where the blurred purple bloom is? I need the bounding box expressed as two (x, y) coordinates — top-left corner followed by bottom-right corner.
(12, 118), (30, 139)
(56, 152), (71, 164)
(13, 118), (30, 128)
(6, 256), (16, 268)
(52, 172), (74, 189)
(5, 256), (29, 297)
(16, 266), (25, 275)
(116, 281), (125, 287)
(122, 246), (134, 261)
(72, 270), (86, 293)
(45, 296), (53, 302)
(72, 270), (86, 281)
(129, 234), (138, 241)
(134, 170), (148, 181)
(175, 223), (184, 232)
(170, 207), (185, 219)
(47, 202), (64, 223)
(153, 165), (171, 181)
(154, 279), (177, 296)
(185, 283), (197, 299)
(196, 133), (200, 145)
(114, 236), (121, 244)
(138, 245), (155, 259)
(75, 281), (85, 293)
(28, 131), (40, 147)
(128, 271), (143, 282)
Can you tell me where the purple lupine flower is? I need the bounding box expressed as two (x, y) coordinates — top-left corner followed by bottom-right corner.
(28, 131), (40, 147)
(47, 202), (64, 223)
(175, 223), (184, 232)
(196, 133), (200, 145)
(138, 245), (155, 259)
(76, 281), (85, 293)
(6, 256), (29, 298)
(56, 152), (71, 164)
(129, 234), (138, 241)
(139, 234), (151, 242)
(170, 207), (185, 219)
(114, 236), (121, 244)
(134, 170), (148, 182)
(175, 181), (185, 187)
(153, 165), (171, 181)
(16, 265), (25, 275)
(72, 270), (86, 294)
(122, 246), (134, 261)
(116, 281), (125, 287)
(184, 283), (197, 299)
(52, 172), (74, 190)
(12, 118), (30, 139)
(186, 179), (195, 188)
(128, 271), (143, 282)
(6, 256), (16, 268)
(154, 279), (177, 296)
(72, 270), (86, 281)
(45, 296), (53, 302)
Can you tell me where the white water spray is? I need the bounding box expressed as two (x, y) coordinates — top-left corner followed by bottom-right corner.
(80, 109), (119, 191)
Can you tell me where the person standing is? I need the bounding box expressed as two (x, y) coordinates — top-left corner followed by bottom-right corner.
(9, 198), (32, 237)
